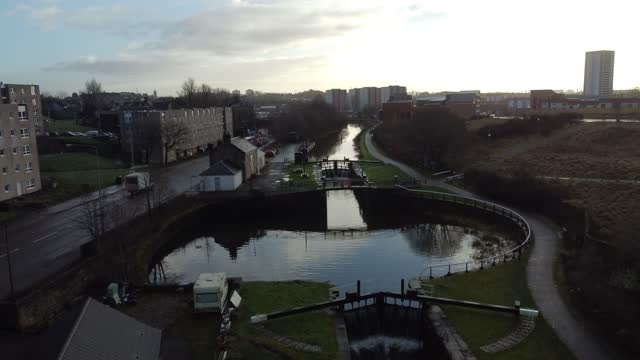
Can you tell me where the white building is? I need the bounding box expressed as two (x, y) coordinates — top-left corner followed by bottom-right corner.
(199, 160), (243, 191)
(584, 50), (615, 98)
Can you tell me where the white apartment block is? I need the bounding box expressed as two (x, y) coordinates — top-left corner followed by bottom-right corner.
(584, 50), (615, 98)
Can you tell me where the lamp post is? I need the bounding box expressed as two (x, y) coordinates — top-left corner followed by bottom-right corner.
(0, 203), (15, 300)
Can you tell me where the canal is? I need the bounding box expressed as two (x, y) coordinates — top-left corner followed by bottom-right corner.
(151, 124), (520, 292)
(150, 188), (518, 293)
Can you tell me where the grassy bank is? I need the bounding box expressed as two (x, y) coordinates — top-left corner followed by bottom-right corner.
(284, 164), (318, 189)
(355, 129), (411, 185)
(424, 256), (574, 360)
(229, 281), (337, 360)
(36, 153), (129, 204)
(46, 119), (96, 133)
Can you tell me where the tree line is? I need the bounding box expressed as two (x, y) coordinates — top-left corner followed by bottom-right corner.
(269, 97), (347, 142)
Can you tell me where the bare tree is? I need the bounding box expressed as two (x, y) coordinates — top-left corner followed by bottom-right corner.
(161, 119), (189, 164)
(76, 193), (107, 252)
(179, 78), (198, 107)
(85, 78), (103, 94)
(197, 83), (214, 108)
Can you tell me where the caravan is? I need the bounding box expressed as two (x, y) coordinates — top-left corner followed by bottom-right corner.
(193, 273), (228, 313)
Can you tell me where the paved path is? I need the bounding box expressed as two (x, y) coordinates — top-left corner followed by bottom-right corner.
(539, 176), (640, 185)
(364, 128), (612, 360)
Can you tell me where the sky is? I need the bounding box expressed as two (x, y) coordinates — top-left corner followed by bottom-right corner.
(1, 0), (639, 96)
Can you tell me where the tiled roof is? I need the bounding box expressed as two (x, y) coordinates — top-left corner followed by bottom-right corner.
(230, 136), (257, 153)
(200, 160), (241, 176)
(58, 298), (162, 360)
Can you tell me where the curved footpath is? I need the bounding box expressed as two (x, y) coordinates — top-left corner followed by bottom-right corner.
(364, 129), (611, 360)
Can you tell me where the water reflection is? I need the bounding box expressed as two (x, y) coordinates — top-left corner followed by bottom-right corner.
(327, 190), (367, 230)
(151, 224), (501, 292)
(310, 123), (364, 161)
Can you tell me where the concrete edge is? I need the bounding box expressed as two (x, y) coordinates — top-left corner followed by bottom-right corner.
(426, 305), (477, 360)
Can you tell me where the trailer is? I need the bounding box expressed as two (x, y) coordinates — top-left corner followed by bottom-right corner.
(193, 273), (229, 313)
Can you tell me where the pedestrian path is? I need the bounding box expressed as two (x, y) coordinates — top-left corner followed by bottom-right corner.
(364, 127), (612, 360)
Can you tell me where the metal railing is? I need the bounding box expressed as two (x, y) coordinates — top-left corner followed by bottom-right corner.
(398, 187), (533, 279)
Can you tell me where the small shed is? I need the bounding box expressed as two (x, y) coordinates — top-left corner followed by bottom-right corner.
(200, 160), (242, 191)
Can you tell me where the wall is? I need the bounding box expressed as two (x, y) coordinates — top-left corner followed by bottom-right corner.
(201, 173), (241, 191)
(0, 104), (42, 201)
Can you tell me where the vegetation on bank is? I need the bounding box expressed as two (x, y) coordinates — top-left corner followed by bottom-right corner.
(229, 281), (337, 360)
(373, 109), (470, 171)
(46, 119), (96, 133)
(284, 164), (318, 189)
(424, 256), (574, 360)
(270, 98), (346, 143)
(34, 153), (129, 204)
(354, 128), (411, 185)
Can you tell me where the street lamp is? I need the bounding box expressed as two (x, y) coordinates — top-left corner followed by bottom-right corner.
(0, 203), (15, 301)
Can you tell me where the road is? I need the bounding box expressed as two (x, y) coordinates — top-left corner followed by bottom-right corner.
(0, 156), (210, 299)
(364, 128), (612, 360)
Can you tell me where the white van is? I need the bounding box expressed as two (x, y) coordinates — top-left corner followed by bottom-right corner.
(193, 273), (228, 313)
(124, 172), (152, 195)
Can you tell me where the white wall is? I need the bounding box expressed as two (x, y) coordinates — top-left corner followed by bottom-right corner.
(201, 172), (242, 191)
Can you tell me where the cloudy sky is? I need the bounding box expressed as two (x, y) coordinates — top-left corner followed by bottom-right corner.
(1, 0), (638, 95)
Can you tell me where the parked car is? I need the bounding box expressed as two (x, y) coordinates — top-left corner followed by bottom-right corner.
(61, 131), (77, 136)
(85, 130), (99, 137)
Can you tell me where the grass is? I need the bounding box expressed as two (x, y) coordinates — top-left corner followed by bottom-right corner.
(284, 164), (318, 189)
(229, 281), (337, 360)
(466, 117), (513, 131)
(56, 136), (103, 145)
(26, 153), (129, 205)
(424, 255), (575, 360)
(40, 153), (124, 172)
(356, 129), (412, 185)
(46, 119), (96, 133)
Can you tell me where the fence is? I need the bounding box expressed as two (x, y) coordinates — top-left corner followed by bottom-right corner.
(398, 187), (533, 279)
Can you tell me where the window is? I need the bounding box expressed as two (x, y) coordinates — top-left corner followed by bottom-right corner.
(195, 293), (219, 303)
(10, 129), (15, 136)
(17, 105), (28, 120)
(8, 112), (13, 120)
(2, 167), (6, 175)
(20, 128), (29, 138)
(21, 88), (24, 94)
(22, 145), (31, 155)
(0, 149), (3, 156)
(0, 130), (3, 137)
(27, 178), (35, 189)
(12, 148), (16, 155)
(25, 162), (32, 172)
(15, 164), (20, 172)
(9, 88), (14, 93)
(4, 184), (9, 192)
(30, 86), (35, 95)
(32, 98), (37, 106)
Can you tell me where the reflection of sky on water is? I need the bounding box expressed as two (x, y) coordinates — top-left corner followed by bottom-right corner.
(153, 224), (497, 293)
(326, 189), (367, 230)
(310, 123), (363, 161)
